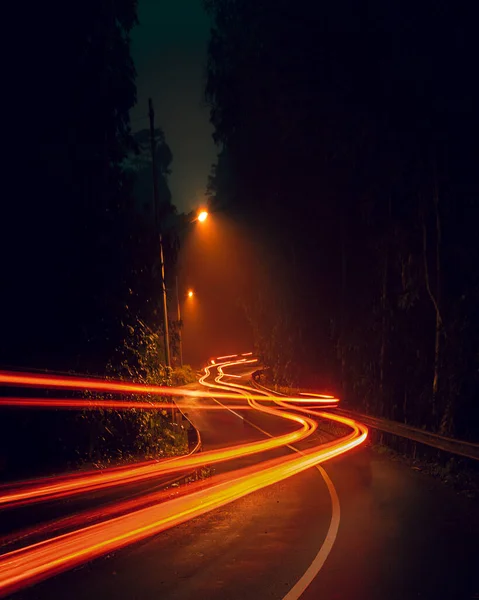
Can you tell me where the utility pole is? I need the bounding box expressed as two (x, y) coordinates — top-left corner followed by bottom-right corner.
(176, 275), (183, 368)
(148, 98), (171, 370)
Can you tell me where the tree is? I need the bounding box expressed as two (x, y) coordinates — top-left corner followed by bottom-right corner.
(204, 0), (479, 439)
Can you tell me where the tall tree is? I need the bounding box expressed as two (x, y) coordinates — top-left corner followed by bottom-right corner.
(204, 0), (479, 439)
(2, 0), (139, 372)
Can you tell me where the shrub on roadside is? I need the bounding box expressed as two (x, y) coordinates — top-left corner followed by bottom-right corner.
(171, 365), (196, 386)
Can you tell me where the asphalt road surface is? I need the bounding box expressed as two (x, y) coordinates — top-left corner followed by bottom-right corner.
(5, 367), (479, 600)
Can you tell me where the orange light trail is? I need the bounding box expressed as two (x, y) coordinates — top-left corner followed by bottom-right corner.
(0, 362), (315, 509)
(300, 392), (337, 399)
(0, 411), (366, 597)
(0, 397), (255, 411)
(0, 410), (313, 508)
(0, 370), (338, 405)
(0, 358), (366, 596)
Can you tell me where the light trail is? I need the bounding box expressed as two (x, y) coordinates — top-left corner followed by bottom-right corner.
(301, 393), (335, 398)
(212, 365), (346, 600)
(200, 362), (320, 437)
(212, 364), (364, 463)
(0, 358), (367, 596)
(0, 415), (313, 508)
(0, 397), (255, 411)
(0, 408), (366, 597)
(0, 362), (316, 508)
(0, 370), (338, 405)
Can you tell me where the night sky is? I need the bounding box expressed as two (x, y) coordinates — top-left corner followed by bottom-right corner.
(130, 0), (215, 213)
(130, 0), (252, 364)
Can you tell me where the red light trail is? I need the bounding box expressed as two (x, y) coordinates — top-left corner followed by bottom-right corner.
(0, 358), (367, 597)
(0, 397), (256, 411)
(0, 369), (338, 405)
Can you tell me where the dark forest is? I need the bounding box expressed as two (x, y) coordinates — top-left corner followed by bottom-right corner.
(1, 0), (478, 481)
(204, 0), (479, 441)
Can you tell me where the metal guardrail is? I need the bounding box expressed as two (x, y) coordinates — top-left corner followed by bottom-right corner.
(252, 370), (479, 462)
(335, 408), (479, 461)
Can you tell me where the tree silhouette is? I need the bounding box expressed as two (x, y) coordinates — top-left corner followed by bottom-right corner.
(204, 0), (479, 440)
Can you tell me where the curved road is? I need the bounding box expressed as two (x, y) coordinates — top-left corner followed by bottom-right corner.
(1, 363), (478, 599)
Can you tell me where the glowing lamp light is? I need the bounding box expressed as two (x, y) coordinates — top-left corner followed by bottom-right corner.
(197, 210), (208, 223)
(187, 290), (194, 298)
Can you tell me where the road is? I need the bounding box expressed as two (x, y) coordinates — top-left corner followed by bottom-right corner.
(1, 362), (478, 599)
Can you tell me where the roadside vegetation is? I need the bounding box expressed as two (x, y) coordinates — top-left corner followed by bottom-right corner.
(0, 0), (196, 481)
(205, 0), (479, 444)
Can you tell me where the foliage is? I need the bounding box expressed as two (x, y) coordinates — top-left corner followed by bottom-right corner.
(76, 401), (186, 468)
(2, 0), (140, 372)
(0, 0), (189, 479)
(116, 317), (171, 385)
(171, 365), (197, 386)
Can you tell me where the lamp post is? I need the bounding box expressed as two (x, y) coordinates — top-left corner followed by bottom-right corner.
(173, 210), (207, 368)
(176, 275), (183, 368)
(149, 98), (171, 370)
(175, 284), (196, 368)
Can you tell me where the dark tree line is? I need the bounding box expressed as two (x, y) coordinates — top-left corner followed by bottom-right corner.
(1, 1), (182, 375)
(204, 0), (479, 441)
(0, 1), (185, 477)
(3, 0), (137, 372)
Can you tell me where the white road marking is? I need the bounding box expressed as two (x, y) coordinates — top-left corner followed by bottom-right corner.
(282, 464), (340, 600)
(206, 370), (341, 600)
(252, 377), (342, 598)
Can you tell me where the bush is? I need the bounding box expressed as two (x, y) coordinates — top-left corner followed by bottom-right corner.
(76, 400), (187, 468)
(171, 365), (197, 386)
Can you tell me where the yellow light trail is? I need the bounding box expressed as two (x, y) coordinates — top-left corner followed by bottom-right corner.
(0, 362), (314, 508)
(0, 358), (367, 596)
(0, 369), (338, 405)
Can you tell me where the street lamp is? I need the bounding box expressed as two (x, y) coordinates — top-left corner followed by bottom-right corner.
(174, 210), (207, 367)
(149, 99), (209, 373)
(175, 283), (195, 368)
(149, 98), (171, 370)
(171, 208), (209, 369)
